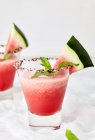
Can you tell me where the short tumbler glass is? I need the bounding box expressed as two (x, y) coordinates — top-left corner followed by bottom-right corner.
(0, 45), (18, 100)
(16, 58), (69, 129)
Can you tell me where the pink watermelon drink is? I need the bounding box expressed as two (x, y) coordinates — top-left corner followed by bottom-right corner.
(16, 57), (70, 128)
(20, 69), (69, 116)
(0, 23), (28, 97)
(0, 53), (16, 91)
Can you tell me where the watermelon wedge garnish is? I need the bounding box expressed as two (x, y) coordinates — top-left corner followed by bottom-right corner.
(5, 23), (28, 54)
(54, 35), (94, 73)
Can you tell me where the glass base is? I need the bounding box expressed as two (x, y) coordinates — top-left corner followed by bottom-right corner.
(28, 111), (62, 130)
(0, 87), (13, 100)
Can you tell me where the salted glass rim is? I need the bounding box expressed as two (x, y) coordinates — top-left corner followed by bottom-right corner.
(15, 57), (58, 70)
(15, 57), (69, 80)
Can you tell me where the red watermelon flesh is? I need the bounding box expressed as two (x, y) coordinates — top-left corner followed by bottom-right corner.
(5, 35), (20, 53)
(54, 55), (77, 74)
(5, 23), (28, 54)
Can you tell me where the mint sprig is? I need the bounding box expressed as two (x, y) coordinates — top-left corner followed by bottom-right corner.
(32, 57), (79, 78)
(65, 129), (79, 140)
(0, 52), (13, 62)
(58, 61), (79, 69)
(4, 52), (13, 60)
(32, 69), (58, 78)
(32, 71), (43, 78)
(40, 57), (52, 69)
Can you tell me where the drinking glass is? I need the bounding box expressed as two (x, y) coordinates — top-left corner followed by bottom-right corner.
(15, 58), (69, 129)
(0, 45), (19, 100)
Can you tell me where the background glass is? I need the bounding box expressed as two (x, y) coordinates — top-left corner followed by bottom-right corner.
(0, 45), (18, 100)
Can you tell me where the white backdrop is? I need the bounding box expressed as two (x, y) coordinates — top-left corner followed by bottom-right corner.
(0, 0), (95, 56)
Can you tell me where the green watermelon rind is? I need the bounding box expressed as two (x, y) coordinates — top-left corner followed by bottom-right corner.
(13, 23), (28, 48)
(67, 35), (94, 68)
(63, 45), (84, 70)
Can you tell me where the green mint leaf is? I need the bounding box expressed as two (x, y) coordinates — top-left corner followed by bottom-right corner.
(65, 129), (79, 140)
(32, 58), (79, 78)
(32, 69), (59, 78)
(40, 57), (52, 69)
(4, 53), (13, 60)
(58, 61), (79, 69)
(43, 71), (53, 76)
(44, 69), (58, 76)
(32, 71), (43, 78)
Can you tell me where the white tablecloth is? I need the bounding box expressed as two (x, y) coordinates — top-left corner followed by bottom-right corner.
(0, 67), (95, 140)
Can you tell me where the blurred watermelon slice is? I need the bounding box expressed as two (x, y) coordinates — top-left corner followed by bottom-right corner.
(54, 35), (94, 73)
(5, 23), (28, 54)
